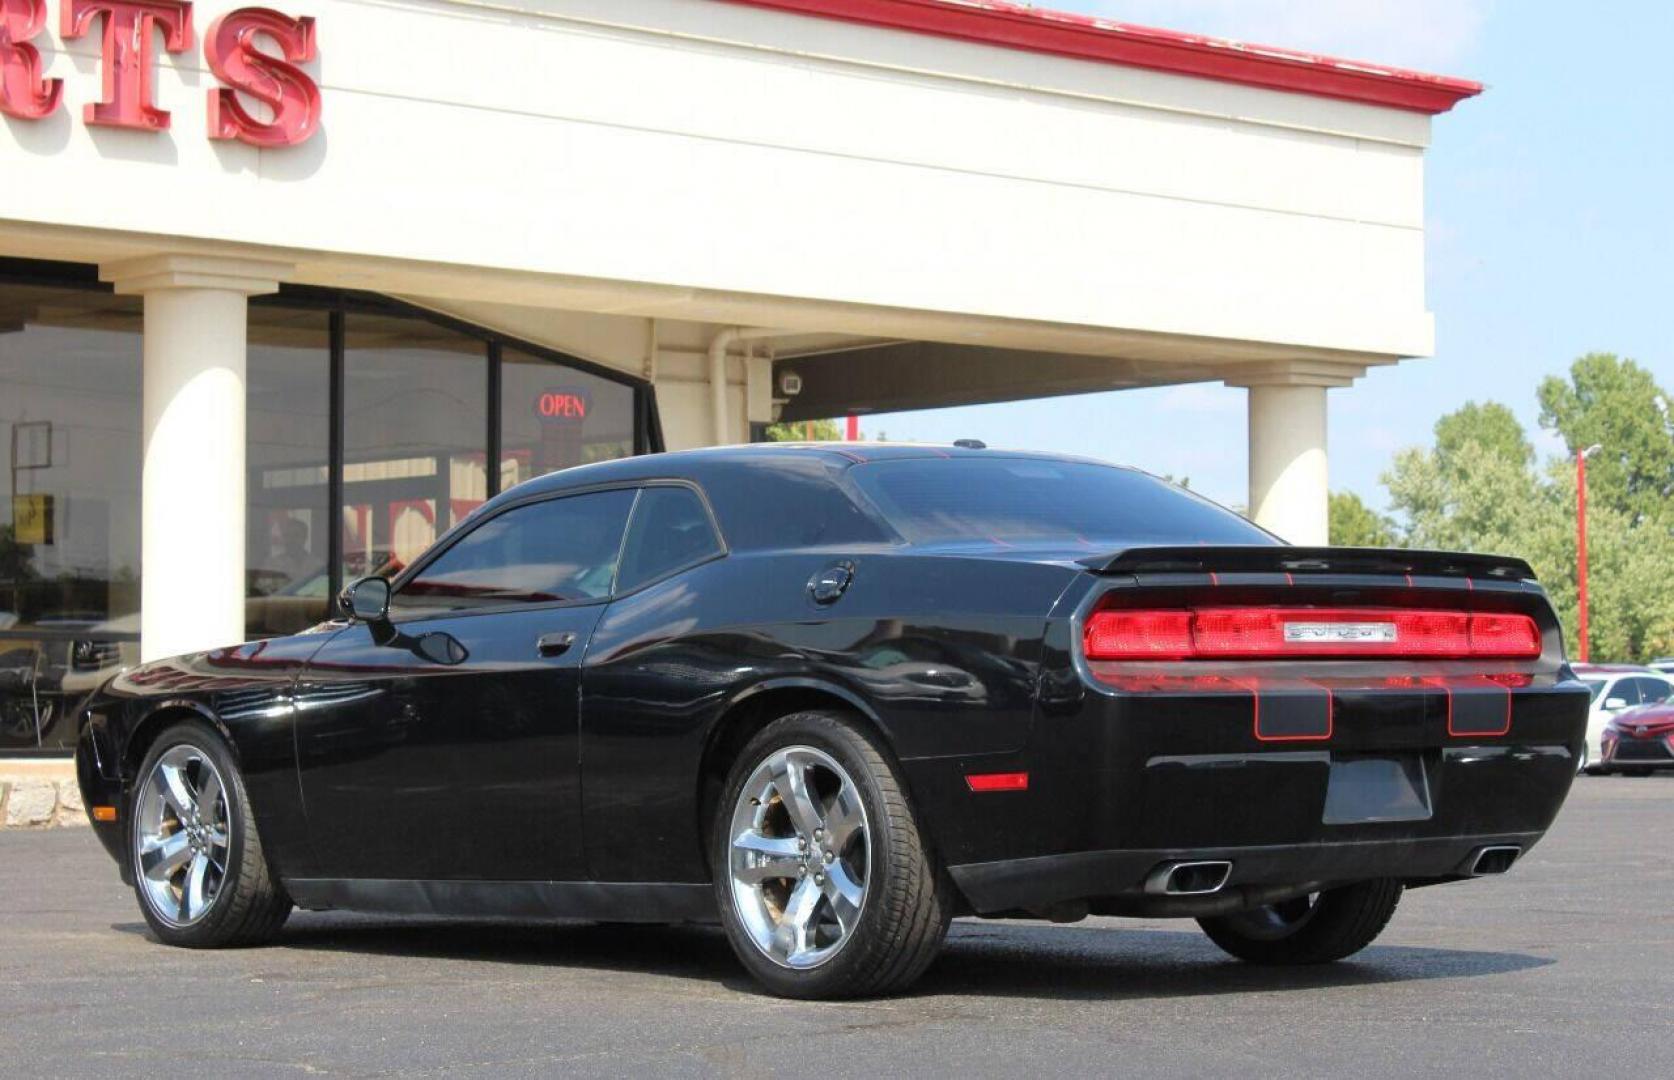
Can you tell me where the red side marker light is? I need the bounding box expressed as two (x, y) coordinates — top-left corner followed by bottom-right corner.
(966, 772), (1029, 793)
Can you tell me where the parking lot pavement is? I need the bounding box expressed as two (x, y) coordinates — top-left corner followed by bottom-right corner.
(4, 778), (1672, 1080)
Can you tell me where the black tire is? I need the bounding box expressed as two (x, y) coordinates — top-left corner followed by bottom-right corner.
(129, 720), (291, 947)
(713, 710), (954, 998)
(1197, 879), (1402, 965)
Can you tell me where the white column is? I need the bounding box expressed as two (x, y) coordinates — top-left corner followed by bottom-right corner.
(1226, 362), (1362, 547)
(1245, 384), (1328, 545)
(102, 256), (290, 661)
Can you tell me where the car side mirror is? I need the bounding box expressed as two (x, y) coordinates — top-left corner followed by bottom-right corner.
(340, 576), (392, 623)
(1603, 696), (1629, 711)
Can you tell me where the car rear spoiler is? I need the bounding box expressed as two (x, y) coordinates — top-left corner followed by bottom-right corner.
(1078, 545), (1537, 582)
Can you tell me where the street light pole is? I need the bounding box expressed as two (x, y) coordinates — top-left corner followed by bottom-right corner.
(1575, 443), (1603, 662)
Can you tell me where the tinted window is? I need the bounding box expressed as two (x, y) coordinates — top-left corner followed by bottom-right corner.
(1633, 678), (1671, 705)
(617, 487), (723, 592)
(1582, 679), (1606, 702)
(701, 457), (890, 551)
(1607, 679), (1640, 707)
(391, 489), (635, 615)
(849, 458), (1271, 547)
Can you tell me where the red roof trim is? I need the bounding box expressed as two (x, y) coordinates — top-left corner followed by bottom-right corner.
(718, 0), (1482, 115)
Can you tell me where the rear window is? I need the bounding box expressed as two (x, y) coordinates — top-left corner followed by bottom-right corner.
(849, 458), (1272, 547)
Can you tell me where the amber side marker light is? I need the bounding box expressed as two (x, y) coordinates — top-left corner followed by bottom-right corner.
(91, 806), (118, 822)
(966, 772), (1030, 793)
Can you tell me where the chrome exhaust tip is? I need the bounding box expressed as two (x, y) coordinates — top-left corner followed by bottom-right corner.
(1144, 860), (1233, 896)
(1469, 845), (1521, 876)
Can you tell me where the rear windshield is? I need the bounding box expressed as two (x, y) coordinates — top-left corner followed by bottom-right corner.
(848, 458), (1272, 548)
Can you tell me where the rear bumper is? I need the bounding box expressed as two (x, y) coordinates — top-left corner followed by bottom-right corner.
(950, 831), (1543, 914)
(906, 668), (1587, 914)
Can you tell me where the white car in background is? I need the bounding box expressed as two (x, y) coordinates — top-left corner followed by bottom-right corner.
(1573, 664), (1674, 772)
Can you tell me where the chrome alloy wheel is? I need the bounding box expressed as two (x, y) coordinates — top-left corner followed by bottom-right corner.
(134, 745), (231, 926)
(728, 745), (870, 970)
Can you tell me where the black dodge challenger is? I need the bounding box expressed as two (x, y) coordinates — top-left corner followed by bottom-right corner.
(76, 444), (1588, 998)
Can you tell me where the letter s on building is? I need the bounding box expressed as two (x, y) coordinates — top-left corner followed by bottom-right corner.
(206, 8), (320, 147)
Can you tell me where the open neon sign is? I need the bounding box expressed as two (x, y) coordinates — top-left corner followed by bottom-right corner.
(1, 0), (320, 146)
(536, 391), (590, 422)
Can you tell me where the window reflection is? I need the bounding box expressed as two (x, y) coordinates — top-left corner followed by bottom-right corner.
(501, 348), (635, 488)
(246, 305), (331, 637)
(343, 315), (489, 582)
(0, 284), (142, 752)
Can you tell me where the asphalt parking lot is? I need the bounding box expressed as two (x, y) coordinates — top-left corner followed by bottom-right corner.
(4, 777), (1672, 1079)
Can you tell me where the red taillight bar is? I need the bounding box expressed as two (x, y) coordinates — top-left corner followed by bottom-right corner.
(1084, 607), (1541, 661)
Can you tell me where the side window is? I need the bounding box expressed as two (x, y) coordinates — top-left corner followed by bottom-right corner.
(1609, 679), (1641, 707)
(1635, 678), (1671, 705)
(390, 489), (636, 616)
(616, 486), (724, 593)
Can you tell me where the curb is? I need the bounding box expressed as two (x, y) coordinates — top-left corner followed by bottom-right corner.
(0, 778), (90, 829)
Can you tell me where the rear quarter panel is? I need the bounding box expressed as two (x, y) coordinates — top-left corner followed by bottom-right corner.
(578, 548), (1078, 882)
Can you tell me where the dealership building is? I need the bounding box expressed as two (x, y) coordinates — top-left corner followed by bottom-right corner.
(0, 0), (1478, 763)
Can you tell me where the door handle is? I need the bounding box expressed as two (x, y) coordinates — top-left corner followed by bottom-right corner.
(536, 631), (577, 658)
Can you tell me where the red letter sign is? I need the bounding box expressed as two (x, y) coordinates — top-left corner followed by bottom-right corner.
(206, 8), (319, 147)
(0, 0), (61, 119)
(61, 0), (193, 130)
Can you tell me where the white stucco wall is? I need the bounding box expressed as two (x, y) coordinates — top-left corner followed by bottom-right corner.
(3, 0), (1436, 361)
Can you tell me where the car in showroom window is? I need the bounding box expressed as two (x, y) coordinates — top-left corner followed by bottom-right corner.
(74, 445), (1588, 999)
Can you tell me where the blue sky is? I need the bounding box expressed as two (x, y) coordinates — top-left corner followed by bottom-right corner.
(861, 0), (1674, 511)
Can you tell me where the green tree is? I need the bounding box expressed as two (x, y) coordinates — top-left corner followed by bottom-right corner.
(1537, 354), (1674, 526)
(1434, 400), (1533, 469)
(1382, 397), (1674, 661)
(764, 418), (842, 442)
(1328, 491), (1397, 547)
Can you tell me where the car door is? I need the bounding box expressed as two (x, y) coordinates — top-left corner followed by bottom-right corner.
(293, 487), (638, 883)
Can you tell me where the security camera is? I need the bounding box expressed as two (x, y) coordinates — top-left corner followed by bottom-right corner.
(779, 371), (803, 397)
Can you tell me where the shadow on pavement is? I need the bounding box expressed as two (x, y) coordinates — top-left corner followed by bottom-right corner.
(112, 914), (1552, 1001)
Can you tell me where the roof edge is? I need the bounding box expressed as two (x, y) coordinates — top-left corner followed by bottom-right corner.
(716, 0), (1483, 115)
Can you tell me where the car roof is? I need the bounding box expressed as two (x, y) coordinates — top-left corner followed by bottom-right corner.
(504, 442), (1118, 498)
(1572, 664), (1659, 675)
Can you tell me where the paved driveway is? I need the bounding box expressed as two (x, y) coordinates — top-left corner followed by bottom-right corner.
(3, 778), (1671, 1078)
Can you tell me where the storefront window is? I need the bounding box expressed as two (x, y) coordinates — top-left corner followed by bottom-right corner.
(343, 314), (489, 581)
(500, 347), (636, 487)
(246, 306), (331, 638)
(3, 264), (651, 750)
(0, 284), (142, 752)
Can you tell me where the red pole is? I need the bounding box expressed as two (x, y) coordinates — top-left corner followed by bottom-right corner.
(845, 415), (859, 441)
(1576, 451), (1590, 663)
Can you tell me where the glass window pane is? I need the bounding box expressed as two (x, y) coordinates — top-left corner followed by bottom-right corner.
(616, 486), (722, 593)
(343, 313), (488, 582)
(500, 348), (635, 489)
(391, 489), (636, 616)
(849, 458), (1272, 547)
(0, 284), (142, 752)
(246, 305), (331, 637)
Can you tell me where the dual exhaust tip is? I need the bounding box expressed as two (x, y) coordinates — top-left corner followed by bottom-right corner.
(1144, 860), (1233, 896)
(1469, 845), (1521, 876)
(1144, 845), (1521, 895)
